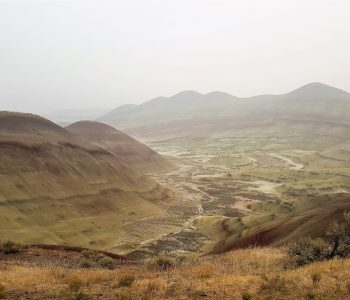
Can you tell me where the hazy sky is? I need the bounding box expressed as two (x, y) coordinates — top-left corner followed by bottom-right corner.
(0, 0), (349, 114)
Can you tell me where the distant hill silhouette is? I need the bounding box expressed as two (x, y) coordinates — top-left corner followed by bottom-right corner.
(99, 83), (350, 140)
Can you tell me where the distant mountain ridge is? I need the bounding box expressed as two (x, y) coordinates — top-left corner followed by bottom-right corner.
(99, 82), (350, 141)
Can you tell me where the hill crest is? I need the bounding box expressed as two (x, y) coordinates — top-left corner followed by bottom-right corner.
(66, 120), (173, 172)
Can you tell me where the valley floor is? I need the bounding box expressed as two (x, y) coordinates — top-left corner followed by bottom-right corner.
(119, 135), (350, 257)
(1, 135), (350, 299)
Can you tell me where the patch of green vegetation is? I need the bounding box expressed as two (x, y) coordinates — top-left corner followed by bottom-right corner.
(209, 154), (253, 168)
(289, 212), (350, 266)
(60, 277), (89, 300)
(79, 249), (116, 269)
(0, 240), (23, 254)
(148, 255), (176, 270)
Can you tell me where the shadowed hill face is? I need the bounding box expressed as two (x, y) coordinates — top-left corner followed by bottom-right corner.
(99, 83), (350, 141)
(0, 112), (171, 251)
(66, 121), (173, 172)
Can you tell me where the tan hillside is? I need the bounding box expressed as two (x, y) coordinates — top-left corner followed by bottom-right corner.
(66, 121), (173, 173)
(0, 112), (171, 251)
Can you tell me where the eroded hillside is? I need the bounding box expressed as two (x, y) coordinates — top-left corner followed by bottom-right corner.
(66, 121), (173, 173)
(0, 112), (172, 251)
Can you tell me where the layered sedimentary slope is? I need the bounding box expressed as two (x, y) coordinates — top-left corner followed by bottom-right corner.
(66, 121), (173, 172)
(0, 112), (171, 251)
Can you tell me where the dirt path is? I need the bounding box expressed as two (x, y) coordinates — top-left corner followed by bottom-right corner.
(269, 153), (304, 170)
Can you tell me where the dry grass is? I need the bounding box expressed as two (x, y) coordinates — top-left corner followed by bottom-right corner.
(1, 247), (350, 299)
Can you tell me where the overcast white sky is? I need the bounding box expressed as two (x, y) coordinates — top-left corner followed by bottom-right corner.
(0, 0), (349, 114)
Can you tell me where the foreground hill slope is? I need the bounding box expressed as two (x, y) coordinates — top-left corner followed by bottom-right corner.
(100, 83), (350, 140)
(0, 112), (171, 251)
(1, 246), (349, 299)
(66, 121), (173, 172)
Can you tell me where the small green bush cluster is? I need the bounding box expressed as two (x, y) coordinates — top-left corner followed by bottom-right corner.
(79, 249), (115, 269)
(0, 240), (23, 254)
(289, 212), (350, 266)
(305, 292), (316, 300)
(148, 255), (175, 270)
(241, 291), (252, 300)
(289, 238), (329, 266)
(61, 277), (89, 300)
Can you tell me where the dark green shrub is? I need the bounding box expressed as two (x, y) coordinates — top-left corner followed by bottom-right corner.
(79, 249), (115, 269)
(97, 256), (115, 269)
(79, 259), (94, 268)
(289, 238), (329, 266)
(242, 291), (252, 300)
(68, 278), (84, 294)
(81, 249), (104, 261)
(149, 255), (175, 270)
(289, 212), (350, 266)
(0, 240), (22, 254)
(324, 215), (350, 258)
(65, 277), (89, 300)
(305, 292), (316, 300)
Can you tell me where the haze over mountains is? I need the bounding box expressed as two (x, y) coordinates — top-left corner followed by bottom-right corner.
(0, 112), (171, 251)
(44, 109), (110, 127)
(2, 0), (350, 296)
(100, 82), (350, 141)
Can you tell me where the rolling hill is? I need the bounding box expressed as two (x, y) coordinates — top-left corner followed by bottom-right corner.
(44, 109), (109, 125)
(99, 82), (350, 141)
(66, 121), (173, 173)
(200, 194), (350, 254)
(0, 112), (171, 251)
